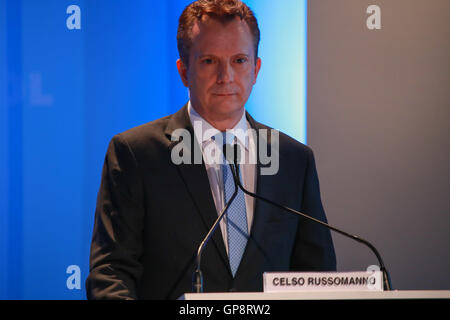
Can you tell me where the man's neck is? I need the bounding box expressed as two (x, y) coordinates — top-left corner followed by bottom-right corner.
(190, 105), (245, 132)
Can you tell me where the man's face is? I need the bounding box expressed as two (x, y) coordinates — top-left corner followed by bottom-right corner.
(177, 16), (261, 126)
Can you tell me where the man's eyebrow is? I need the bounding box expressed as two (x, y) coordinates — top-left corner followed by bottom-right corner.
(196, 53), (250, 59)
(196, 54), (216, 59)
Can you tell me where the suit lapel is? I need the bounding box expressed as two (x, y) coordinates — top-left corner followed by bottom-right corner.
(164, 104), (230, 272)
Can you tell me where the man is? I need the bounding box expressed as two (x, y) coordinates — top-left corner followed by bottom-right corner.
(86, 0), (335, 300)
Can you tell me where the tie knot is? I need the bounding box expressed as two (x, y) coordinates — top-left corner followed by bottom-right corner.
(221, 131), (235, 145)
(215, 132), (236, 165)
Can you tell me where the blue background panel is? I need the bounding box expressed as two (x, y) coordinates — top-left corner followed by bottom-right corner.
(0, 0), (307, 299)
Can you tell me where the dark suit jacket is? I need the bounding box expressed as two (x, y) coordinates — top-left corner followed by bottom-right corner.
(86, 104), (336, 300)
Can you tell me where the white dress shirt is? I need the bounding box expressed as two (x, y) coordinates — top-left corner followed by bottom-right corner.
(188, 101), (256, 253)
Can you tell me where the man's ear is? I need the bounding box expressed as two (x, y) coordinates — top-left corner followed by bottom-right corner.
(176, 59), (189, 87)
(253, 57), (262, 85)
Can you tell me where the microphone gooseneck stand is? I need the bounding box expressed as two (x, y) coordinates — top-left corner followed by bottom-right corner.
(228, 144), (393, 291)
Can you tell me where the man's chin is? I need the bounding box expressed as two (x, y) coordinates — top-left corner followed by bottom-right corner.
(213, 103), (244, 117)
(192, 98), (245, 119)
(210, 96), (241, 108)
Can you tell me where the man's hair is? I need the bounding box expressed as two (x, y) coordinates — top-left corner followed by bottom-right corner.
(177, 0), (260, 67)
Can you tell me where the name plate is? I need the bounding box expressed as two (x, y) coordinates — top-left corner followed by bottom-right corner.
(263, 271), (383, 292)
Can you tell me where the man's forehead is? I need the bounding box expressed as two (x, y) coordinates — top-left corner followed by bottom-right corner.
(189, 16), (253, 57)
(190, 15), (249, 40)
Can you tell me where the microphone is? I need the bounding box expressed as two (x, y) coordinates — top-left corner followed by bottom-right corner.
(225, 143), (393, 291)
(191, 144), (240, 293)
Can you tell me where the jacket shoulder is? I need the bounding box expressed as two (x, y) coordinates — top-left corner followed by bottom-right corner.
(117, 115), (171, 145)
(252, 119), (313, 158)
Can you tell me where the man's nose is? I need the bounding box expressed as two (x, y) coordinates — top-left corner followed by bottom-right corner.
(217, 61), (234, 83)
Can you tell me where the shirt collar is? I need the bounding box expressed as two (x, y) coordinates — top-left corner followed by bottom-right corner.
(188, 101), (249, 151)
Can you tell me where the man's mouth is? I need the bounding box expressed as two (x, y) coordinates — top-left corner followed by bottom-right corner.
(212, 93), (237, 96)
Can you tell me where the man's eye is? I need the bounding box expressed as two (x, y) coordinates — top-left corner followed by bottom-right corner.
(235, 57), (248, 64)
(202, 58), (214, 64)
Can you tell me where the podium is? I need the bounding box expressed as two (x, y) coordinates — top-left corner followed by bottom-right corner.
(180, 290), (450, 300)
